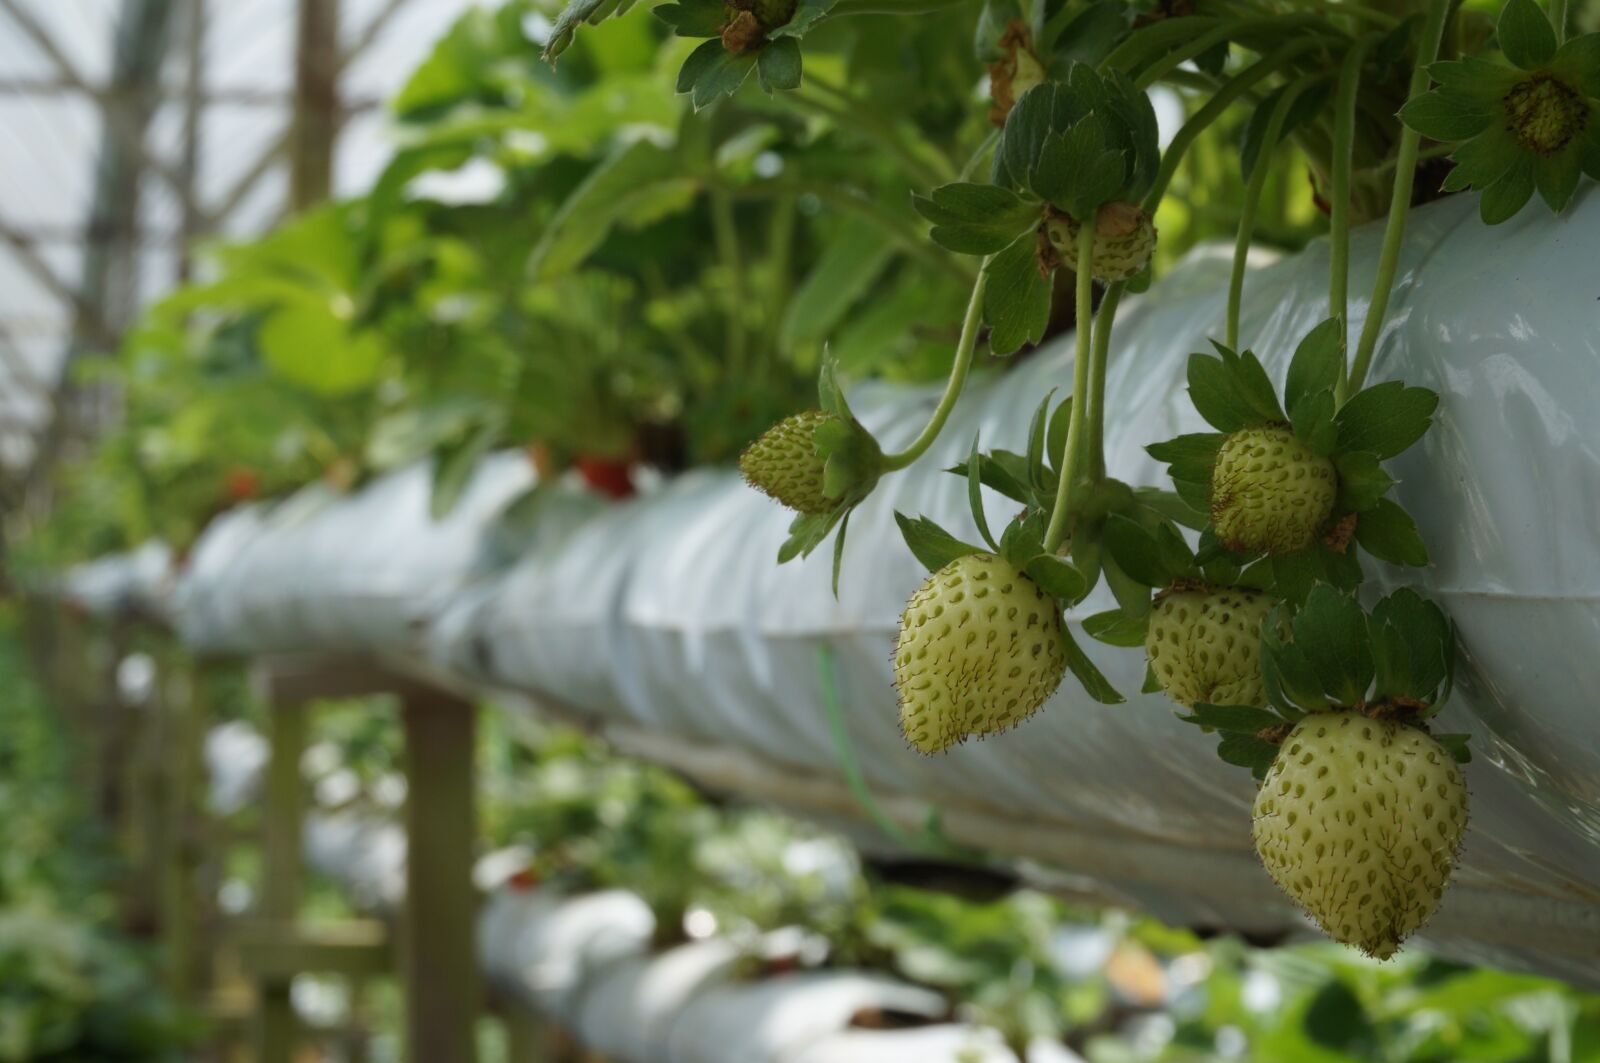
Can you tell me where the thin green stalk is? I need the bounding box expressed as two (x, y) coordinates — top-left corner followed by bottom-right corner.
(764, 197), (797, 364)
(1551, 0), (1568, 43)
(1227, 76), (1316, 349)
(1295, 0), (1398, 27)
(881, 269), (988, 471)
(1133, 15), (1334, 90)
(730, 180), (977, 283)
(790, 82), (953, 186)
(1087, 281), (1125, 481)
(1348, 0), (1451, 396)
(1142, 37), (1325, 213)
(1043, 223), (1096, 555)
(709, 190), (746, 376)
(959, 128), (1001, 182)
(1330, 36), (1372, 402)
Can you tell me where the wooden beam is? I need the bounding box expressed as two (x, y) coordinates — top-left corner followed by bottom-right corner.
(401, 688), (480, 1063)
(290, 0), (340, 210)
(234, 919), (392, 980)
(257, 693), (308, 1063)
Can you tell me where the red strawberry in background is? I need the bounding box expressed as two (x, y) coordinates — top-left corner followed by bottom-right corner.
(575, 455), (635, 500)
(224, 466), (260, 502)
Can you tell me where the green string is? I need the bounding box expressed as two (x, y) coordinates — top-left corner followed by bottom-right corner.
(815, 643), (979, 861)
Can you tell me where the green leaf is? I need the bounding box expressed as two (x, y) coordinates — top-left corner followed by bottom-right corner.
(1025, 391), (1054, 492)
(1334, 381), (1437, 459)
(781, 226), (896, 349)
(1289, 388), (1338, 457)
(1479, 151), (1536, 223)
(966, 435), (999, 551)
(1063, 626), (1123, 704)
(1133, 486), (1207, 532)
(949, 452), (1035, 506)
(1186, 353), (1257, 433)
(529, 140), (696, 280)
(655, 0), (726, 37)
(1025, 554), (1088, 601)
(1333, 451), (1396, 512)
(1497, 0), (1557, 70)
(544, 0), (630, 63)
(916, 183), (1040, 256)
(1551, 32), (1600, 96)
(832, 511), (850, 597)
(1221, 346), (1285, 424)
(983, 231), (1053, 356)
(258, 302), (386, 396)
(1268, 549), (1323, 605)
(894, 512), (984, 572)
(1534, 145), (1582, 213)
(1215, 733), (1280, 778)
(1046, 395), (1073, 475)
(1101, 554), (1152, 618)
(1428, 56), (1522, 105)
(1103, 514), (1184, 588)
(1284, 317), (1344, 411)
(778, 506), (846, 562)
(1371, 588), (1453, 702)
(756, 37), (802, 92)
(1355, 498), (1430, 566)
(1398, 90), (1495, 142)
(1434, 733), (1472, 763)
(1083, 608), (1148, 647)
(1293, 585), (1374, 705)
(675, 38), (759, 108)
(1241, 82), (1329, 178)
(430, 419), (500, 519)
(767, 0), (840, 39)
(1141, 663), (1162, 694)
(1181, 703), (1282, 733)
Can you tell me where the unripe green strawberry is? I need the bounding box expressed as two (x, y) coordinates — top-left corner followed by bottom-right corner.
(1211, 425), (1336, 555)
(894, 554), (1067, 754)
(1044, 203), (1156, 282)
(1145, 586), (1273, 708)
(740, 411), (837, 514)
(1252, 713), (1468, 959)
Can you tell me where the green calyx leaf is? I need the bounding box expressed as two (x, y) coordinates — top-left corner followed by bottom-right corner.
(1262, 588), (1456, 718)
(992, 64), (1159, 214)
(1185, 344), (1284, 434)
(982, 230), (1053, 356)
(913, 183), (1041, 256)
(1497, 0), (1557, 71)
(1334, 381), (1438, 459)
(893, 512), (985, 572)
(1082, 607), (1148, 647)
(1102, 513), (1194, 589)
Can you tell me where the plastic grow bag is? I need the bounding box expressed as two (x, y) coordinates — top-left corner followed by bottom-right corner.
(435, 189), (1600, 986)
(174, 452), (533, 656)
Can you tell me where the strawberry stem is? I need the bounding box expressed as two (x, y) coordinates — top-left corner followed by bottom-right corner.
(1347, 0), (1451, 396)
(1330, 36), (1373, 403)
(1086, 280), (1124, 483)
(1227, 75), (1319, 350)
(880, 268), (988, 471)
(1043, 222), (1096, 555)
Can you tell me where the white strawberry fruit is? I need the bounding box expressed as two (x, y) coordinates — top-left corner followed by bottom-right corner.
(1044, 202), (1157, 282)
(1211, 425), (1336, 555)
(1252, 712), (1468, 958)
(894, 554), (1067, 753)
(740, 410), (838, 514)
(1145, 586), (1274, 708)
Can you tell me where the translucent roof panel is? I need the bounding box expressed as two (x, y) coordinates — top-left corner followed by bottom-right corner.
(0, 0), (480, 472)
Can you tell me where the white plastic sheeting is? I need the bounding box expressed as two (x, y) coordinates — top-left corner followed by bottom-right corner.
(174, 451), (533, 655)
(98, 188), (1600, 986)
(53, 540), (174, 620)
(434, 190), (1600, 985)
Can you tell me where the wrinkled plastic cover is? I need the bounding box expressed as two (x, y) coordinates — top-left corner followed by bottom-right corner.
(173, 453), (533, 654)
(54, 540), (174, 620)
(441, 190), (1600, 986)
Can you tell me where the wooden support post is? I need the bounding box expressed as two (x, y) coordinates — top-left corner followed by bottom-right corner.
(290, 0), (339, 210)
(501, 1006), (546, 1063)
(401, 690), (480, 1063)
(160, 652), (205, 998)
(257, 695), (307, 1063)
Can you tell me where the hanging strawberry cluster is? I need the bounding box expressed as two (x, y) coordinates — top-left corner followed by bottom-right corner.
(728, 0), (1598, 959)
